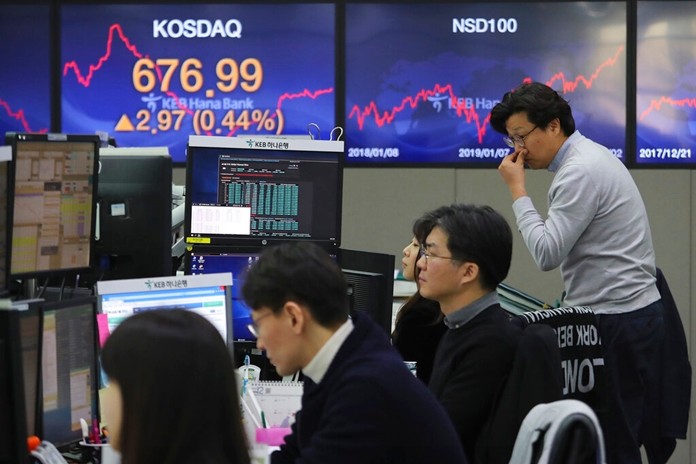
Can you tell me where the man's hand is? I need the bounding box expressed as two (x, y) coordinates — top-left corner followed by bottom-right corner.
(498, 149), (528, 200)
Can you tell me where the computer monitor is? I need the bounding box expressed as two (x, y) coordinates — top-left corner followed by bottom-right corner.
(185, 135), (343, 250)
(0, 147), (11, 295)
(187, 248), (260, 342)
(95, 272), (234, 349)
(88, 147), (172, 284)
(14, 299), (42, 439)
(38, 296), (100, 450)
(0, 304), (32, 464)
(5, 133), (99, 281)
(338, 249), (395, 334)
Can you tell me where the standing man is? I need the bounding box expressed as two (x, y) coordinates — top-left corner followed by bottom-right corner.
(491, 81), (664, 463)
(241, 241), (467, 464)
(413, 203), (522, 462)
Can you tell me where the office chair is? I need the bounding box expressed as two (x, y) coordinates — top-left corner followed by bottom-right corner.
(509, 399), (606, 464)
(514, 306), (610, 434)
(476, 323), (563, 463)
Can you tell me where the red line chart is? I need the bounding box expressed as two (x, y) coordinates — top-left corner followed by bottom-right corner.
(62, 23), (333, 136)
(348, 46), (624, 144)
(639, 96), (696, 121)
(0, 99), (48, 134)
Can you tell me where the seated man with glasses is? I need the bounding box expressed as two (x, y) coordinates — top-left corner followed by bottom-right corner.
(413, 203), (522, 462)
(241, 241), (467, 464)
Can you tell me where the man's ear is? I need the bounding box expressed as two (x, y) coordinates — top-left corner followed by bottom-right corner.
(283, 301), (307, 334)
(458, 261), (480, 286)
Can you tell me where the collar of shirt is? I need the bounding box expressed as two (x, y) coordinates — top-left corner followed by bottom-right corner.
(302, 318), (355, 384)
(548, 130), (581, 173)
(444, 291), (500, 329)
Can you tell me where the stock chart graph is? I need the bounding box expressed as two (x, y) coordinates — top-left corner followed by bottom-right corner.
(61, 4), (335, 163)
(636, 1), (696, 165)
(345, 2), (626, 165)
(0, 5), (50, 136)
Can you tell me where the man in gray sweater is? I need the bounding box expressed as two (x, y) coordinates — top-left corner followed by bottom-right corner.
(491, 82), (664, 464)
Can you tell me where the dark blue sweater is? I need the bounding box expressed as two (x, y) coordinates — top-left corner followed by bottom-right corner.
(272, 313), (467, 464)
(429, 305), (521, 462)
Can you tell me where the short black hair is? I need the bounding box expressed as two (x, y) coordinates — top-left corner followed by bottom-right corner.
(241, 242), (349, 328)
(101, 309), (250, 464)
(413, 204), (512, 291)
(490, 82), (575, 136)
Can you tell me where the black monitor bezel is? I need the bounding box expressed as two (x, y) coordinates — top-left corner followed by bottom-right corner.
(37, 295), (100, 450)
(0, 307), (32, 464)
(89, 149), (173, 283)
(184, 135), (344, 250)
(5, 133), (100, 281)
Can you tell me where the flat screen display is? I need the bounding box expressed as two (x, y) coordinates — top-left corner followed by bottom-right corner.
(96, 272), (234, 347)
(61, 4), (336, 164)
(89, 148), (173, 283)
(185, 135), (343, 249)
(187, 249), (258, 342)
(0, 306), (32, 464)
(0, 5), (50, 136)
(40, 297), (100, 450)
(7, 134), (99, 279)
(636, 1), (696, 165)
(345, 2), (627, 165)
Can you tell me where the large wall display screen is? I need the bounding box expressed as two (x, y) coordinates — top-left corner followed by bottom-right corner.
(61, 4), (335, 164)
(345, 2), (626, 165)
(0, 5), (50, 136)
(636, 1), (696, 165)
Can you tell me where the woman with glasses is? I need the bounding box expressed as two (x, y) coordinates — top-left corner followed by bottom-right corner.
(391, 236), (446, 384)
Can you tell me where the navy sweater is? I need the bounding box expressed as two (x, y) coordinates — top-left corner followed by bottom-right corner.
(272, 313), (467, 464)
(429, 305), (521, 462)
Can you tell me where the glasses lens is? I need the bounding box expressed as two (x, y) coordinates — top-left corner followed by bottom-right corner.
(247, 323), (258, 338)
(503, 137), (515, 148)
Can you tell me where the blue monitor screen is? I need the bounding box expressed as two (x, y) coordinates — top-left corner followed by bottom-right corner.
(97, 273), (234, 347)
(345, 2), (627, 165)
(0, 5), (50, 136)
(636, 1), (696, 165)
(61, 4), (336, 164)
(187, 250), (259, 342)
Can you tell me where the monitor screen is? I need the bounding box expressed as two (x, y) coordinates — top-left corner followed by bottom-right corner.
(39, 296), (100, 450)
(636, 1), (696, 166)
(185, 135), (343, 249)
(88, 147), (173, 284)
(14, 299), (42, 439)
(95, 272), (234, 348)
(0, 148), (10, 294)
(0, 5), (50, 136)
(60, 3), (336, 164)
(338, 249), (395, 335)
(344, 2), (627, 165)
(6, 133), (99, 280)
(0, 304), (32, 464)
(187, 248), (259, 342)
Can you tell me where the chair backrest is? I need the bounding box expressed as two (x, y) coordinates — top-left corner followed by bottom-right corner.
(476, 323), (563, 463)
(509, 399), (607, 464)
(515, 307), (609, 424)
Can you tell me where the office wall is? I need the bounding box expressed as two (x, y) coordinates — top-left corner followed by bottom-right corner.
(174, 165), (695, 461)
